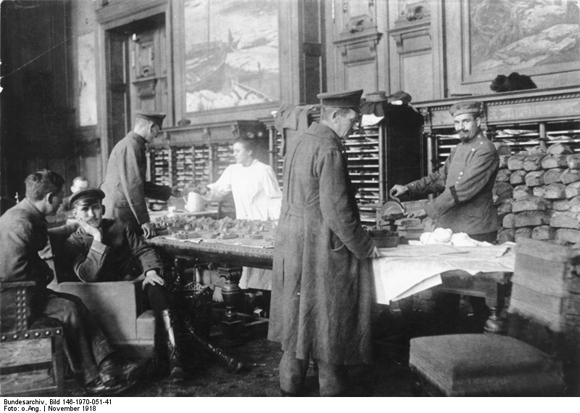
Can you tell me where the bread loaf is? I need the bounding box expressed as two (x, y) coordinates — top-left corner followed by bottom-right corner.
(566, 181), (580, 198)
(541, 154), (569, 169)
(509, 170), (527, 185)
(499, 155), (510, 169)
(552, 196), (580, 212)
(494, 143), (511, 156)
(547, 143), (573, 155)
(497, 199), (514, 214)
(493, 182), (513, 203)
(496, 169), (512, 182)
(502, 213), (516, 229)
(514, 211), (551, 227)
(523, 154), (547, 171)
(532, 225), (555, 240)
(498, 228), (515, 243)
(567, 154), (580, 170)
(513, 185), (532, 200)
(525, 170), (544, 187)
(562, 168), (580, 184)
(515, 227), (533, 241)
(550, 211), (580, 229)
(512, 196), (550, 213)
(533, 186), (547, 198)
(555, 228), (580, 244)
(508, 153), (527, 171)
(543, 168), (564, 184)
(544, 183), (566, 199)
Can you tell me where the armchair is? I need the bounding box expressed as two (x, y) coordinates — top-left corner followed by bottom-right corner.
(45, 224), (156, 357)
(0, 281), (65, 396)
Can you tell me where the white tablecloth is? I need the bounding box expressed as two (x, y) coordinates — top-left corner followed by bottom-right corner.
(372, 244), (515, 304)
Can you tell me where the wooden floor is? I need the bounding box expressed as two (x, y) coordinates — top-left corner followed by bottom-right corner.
(60, 336), (414, 397)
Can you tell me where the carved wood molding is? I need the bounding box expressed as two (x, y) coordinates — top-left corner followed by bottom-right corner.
(134, 78), (158, 99)
(334, 23), (382, 65)
(389, 20), (431, 55)
(415, 86), (580, 129)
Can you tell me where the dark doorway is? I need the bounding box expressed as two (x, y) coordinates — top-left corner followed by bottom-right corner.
(105, 14), (168, 153)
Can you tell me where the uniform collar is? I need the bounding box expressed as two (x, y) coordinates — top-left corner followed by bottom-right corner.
(22, 198), (47, 222)
(459, 130), (485, 147)
(129, 131), (147, 145)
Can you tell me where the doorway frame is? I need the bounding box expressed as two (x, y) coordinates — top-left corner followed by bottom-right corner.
(96, 0), (173, 177)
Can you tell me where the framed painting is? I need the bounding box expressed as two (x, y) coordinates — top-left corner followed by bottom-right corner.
(461, 0), (580, 84)
(182, 0), (280, 114)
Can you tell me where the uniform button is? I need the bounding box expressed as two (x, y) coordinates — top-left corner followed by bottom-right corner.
(460, 172), (463, 175)
(471, 148), (475, 151)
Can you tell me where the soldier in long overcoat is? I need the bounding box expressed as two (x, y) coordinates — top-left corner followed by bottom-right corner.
(100, 111), (173, 239)
(268, 90), (381, 396)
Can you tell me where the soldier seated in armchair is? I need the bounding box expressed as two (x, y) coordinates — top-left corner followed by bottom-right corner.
(0, 170), (138, 396)
(62, 188), (186, 383)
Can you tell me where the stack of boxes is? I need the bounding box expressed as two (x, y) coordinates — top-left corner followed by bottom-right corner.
(511, 237), (580, 395)
(495, 143), (580, 246)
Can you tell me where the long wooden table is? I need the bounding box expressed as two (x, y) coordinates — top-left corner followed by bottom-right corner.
(147, 237), (513, 334)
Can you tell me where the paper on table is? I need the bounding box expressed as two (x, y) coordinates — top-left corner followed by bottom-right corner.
(372, 244), (515, 305)
(372, 257), (443, 304)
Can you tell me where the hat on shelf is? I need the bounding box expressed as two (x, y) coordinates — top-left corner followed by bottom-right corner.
(449, 101), (482, 117)
(69, 188), (105, 207)
(317, 89), (364, 109)
(135, 110), (166, 129)
(363, 91), (388, 102)
(388, 90), (412, 105)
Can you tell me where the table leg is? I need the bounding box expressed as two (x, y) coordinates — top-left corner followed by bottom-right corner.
(483, 282), (508, 335)
(218, 265), (245, 347)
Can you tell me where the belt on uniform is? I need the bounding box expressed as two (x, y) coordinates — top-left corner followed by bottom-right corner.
(280, 201), (318, 218)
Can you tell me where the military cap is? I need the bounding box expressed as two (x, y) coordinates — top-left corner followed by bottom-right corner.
(135, 110), (166, 130)
(70, 188), (105, 207)
(449, 101), (482, 117)
(317, 89), (363, 109)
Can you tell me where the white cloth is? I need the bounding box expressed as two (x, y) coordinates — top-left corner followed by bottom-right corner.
(204, 159), (282, 221)
(372, 244), (515, 304)
(419, 228), (493, 247)
(204, 159), (282, 290)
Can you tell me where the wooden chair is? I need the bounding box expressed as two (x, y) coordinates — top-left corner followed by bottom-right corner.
(409, 239), (572, 396)
(0, 281), (65, 396)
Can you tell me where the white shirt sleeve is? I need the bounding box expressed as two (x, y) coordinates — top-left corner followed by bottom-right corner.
(204, 165), (234, 202)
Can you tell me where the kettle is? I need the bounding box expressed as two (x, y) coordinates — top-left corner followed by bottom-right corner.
(184, 192), (205, 213)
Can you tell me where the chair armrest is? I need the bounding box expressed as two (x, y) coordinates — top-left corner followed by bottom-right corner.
(0, 280), (36, 290)
(0, 280), (36, 333)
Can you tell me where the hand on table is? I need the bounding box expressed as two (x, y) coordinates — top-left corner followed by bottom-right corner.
(192, 184), (209, 196)
(141, 222), (156, 239)
(143, 270), (165, 286)
(369, 246), (382, 258)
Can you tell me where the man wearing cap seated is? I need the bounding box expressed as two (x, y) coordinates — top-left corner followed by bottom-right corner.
(0, 170), (137, 395)
(390, 100), (499, 243)
(101, 111), (179, 239)
(63, 188), (186, 382)
(268, 90), (381, 397)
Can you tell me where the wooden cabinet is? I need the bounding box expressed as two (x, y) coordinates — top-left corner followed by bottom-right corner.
(415, 86), (580, 173)
(146, 120), (268, 209)
(348, 106), (425, 225)
(270, 104), (424, 226)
